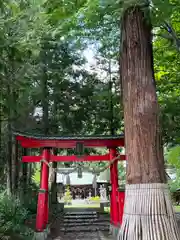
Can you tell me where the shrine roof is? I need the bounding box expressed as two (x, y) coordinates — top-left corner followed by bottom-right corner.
(56, 170), (108, 185)
(13, 130), (124, 140)
(14, 130), (125, 148)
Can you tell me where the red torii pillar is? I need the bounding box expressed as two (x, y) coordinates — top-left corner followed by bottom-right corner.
(36, 148), (50, 232)
(118, 189), (125, 225)
(109, 148), (119, 227)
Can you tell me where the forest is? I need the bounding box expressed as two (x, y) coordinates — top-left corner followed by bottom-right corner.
(0, 0), (180, 239)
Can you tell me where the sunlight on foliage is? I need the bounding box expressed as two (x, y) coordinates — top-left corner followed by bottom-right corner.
(168, 146), (180, 169)
(32, 168), (40, 184)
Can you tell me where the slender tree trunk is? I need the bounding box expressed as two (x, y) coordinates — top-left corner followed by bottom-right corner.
(18, 148), (28, 201)
(6, 70), (13, 194)
(118, 5), (179, 239)
(12, 89), (19, 193)
(109, 60), (115, 135)
(50, 83), (59, 206)
(26, 149), (32, 185)
(27, 161), (32, 184)
(11, 138), (19, 194)
(6, 50), (19, 195)
(22, 148), (28, 192)
(42, 78), (49, 135)
(11, 138), (16, 192)
(41, 54), (49, 135)
(50, 151), (58, 204)
(7, 119), (12, 195)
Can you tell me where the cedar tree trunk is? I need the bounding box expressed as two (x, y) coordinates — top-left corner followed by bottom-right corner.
(121, 6), (166, 184)
(118, 5), (180, 240)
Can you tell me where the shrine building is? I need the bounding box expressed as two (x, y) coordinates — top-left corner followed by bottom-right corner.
(56, 169), (109, 199)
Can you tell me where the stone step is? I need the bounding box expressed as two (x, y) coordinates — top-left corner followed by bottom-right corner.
(175, 213), (180, 220)
(64, 215), (97, 219)
(59, 211), (110, 236)
(57, 232), (111, 240)
(60, 226), (110, 232)
(63, 218), (98, 223)
(62, 222), (110, 227)
(63, 219), (109, 223)
(65, 211), (97, 215)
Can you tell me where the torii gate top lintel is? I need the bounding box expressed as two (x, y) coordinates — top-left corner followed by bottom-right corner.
(14, 131), (125, 149)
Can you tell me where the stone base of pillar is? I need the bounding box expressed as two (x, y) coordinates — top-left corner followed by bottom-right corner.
(110, 224), (119, 239)
(33, 227), (50, 240)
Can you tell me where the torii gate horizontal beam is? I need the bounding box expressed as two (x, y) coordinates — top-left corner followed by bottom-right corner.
(22, 154), (126, 162)
(17, 137), (124, 148)
(14, 132), (124, 148)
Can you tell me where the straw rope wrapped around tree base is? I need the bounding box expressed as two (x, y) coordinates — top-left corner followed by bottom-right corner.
(118, 183), (180, 240)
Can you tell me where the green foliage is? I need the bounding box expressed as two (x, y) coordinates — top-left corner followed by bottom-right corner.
(90, 196), (100, 201)
(22, 184), (39, 215)
(118, 162), (126, 182)
(32, 168), (41, 185)
(64, 186), (72, 205)
(168, 171), (180, 193)
(153, 1), (180, 145)
(168, 146), (180, 169)
(167, 146), (180, 192)
(0, 191), (34, 240)
(43, 0), (180, 147)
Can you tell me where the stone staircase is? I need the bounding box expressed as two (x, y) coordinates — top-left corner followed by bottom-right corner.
(58, 211), (112, 239)
(62, 211), (109, 232)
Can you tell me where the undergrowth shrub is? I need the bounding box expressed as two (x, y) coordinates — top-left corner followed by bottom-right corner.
(21, 183), (38, 215)
(0, 191), (34, 240)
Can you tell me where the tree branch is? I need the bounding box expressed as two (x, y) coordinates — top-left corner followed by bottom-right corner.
(162, 21), (180, 53)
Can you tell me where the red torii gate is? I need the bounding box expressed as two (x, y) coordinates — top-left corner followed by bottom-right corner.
(15, 132), (126, 232)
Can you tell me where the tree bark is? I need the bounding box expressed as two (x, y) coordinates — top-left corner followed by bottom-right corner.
(108, 60), (115, 135)
(118, 6), (180, 240)
(11, 138), (19, 194)
(42, 74), (49, 135)
(6, 48), (19, 195)
(49, 151), (58, 206)
(120, 6), (166, 184)
(50, 161), (58, 205)
(7, 120), (12, 195)
(27, 161), (32, 185)
(41, 44), (49, 136)
(50, 82), (59, 205)
(26, 149), (32, 185)
(22, 148), (28, 192)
